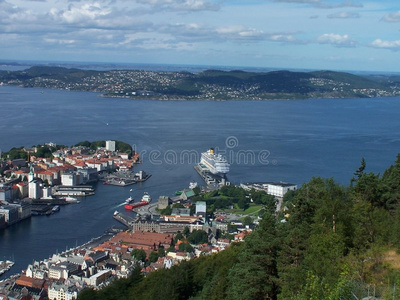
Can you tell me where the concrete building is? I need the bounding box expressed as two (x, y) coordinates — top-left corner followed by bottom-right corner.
(240, 182), (297, 198)
(106, 140), (116, 152)
(28, 179), (41, 199)
(0, 186), (12, 202)
(17, 202), (32, 220)
(196, 201), (206, 217)
(48, 262), (79, 280)
(77, 168), (98, 183)
(265, 182), (297, 198)
(157, 196), (170, 210)
(0, 205), (19, 225)
(48, 282), (78, 300)
(61, 173), (76, 186)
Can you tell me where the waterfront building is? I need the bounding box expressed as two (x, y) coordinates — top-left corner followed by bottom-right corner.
(0, 205), (19, 225)
(61, 172), (76, 186)
(106, 140), (116, 152)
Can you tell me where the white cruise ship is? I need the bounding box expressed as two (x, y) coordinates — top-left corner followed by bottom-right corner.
(200, 148), (230, 175)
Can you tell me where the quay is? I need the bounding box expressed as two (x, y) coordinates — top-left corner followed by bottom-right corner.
(194, 164), (227, 187)
(52, 185), (95, 197)
(113, 212), (137, 228)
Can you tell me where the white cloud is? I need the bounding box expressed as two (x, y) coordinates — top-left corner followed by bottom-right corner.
(50, 3), (112, 24)
(314, 0), (362, 9)
(316, 33), (355, 47)
(135, 0), (220, 12)
(371, 39), (400, 50)
(382, 11), (400, 23)
(327, 11), (359, 19)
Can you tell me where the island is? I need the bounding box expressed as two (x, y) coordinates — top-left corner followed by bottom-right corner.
(1, 66), (400, 100)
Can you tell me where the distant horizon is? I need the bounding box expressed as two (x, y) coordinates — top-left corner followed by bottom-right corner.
(1, 58), (400, 76)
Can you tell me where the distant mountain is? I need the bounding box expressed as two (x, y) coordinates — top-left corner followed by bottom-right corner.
(0, 66), (399, 100)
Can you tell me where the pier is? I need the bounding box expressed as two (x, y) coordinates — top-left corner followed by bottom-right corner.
(113, 212), (137, 228)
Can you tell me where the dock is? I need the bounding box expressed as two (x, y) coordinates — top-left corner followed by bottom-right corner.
(194, 164), (227, 187)
(112, 213), (137, 228)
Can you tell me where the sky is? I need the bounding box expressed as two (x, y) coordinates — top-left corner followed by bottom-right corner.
(0, 0), (400, 72)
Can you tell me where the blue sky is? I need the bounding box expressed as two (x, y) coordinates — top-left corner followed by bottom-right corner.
(1, 0), (399, 72)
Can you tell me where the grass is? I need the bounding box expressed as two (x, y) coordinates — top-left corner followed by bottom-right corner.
(219, 204), (264, 215)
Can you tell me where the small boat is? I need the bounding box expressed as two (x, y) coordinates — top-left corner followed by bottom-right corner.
(125, 196), (134, 204)
(124, 196), (135, 210)
(189, 181), (198, 189)
(52, 205), (60, 213)
(65, 196), (79, 203)
(113, 211), (119, 216)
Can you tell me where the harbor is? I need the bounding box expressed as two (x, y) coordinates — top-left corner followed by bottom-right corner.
(102, 170), (151, 186)
(194, 148), (230, 187)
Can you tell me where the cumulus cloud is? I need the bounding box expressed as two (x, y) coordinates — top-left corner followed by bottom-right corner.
(371, 39), (400, 50)
(327, 11), (359, 19)
(316, 33), (356, 47)
(382, 11), (400, 23)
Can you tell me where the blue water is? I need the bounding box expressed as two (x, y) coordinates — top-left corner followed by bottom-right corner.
(1, 85), (400, 277)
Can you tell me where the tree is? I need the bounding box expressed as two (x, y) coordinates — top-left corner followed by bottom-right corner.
(131, 249), (146, 262)
(187, 230), (208, 244)
(243, 216), (253, 226)
(149, 251), (159, 263)
(179, 243), (194, 253)
(158, 247), (166, 257)
(227, 213), (280, 299)
(183, 226), (190, 238)
(237, 198), (248, 210)
(351, 157), (366, 186)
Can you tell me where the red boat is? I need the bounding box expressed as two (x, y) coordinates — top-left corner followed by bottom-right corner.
(124, 192), (152, 210)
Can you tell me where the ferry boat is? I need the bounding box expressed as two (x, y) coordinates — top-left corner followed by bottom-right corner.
(125, 192), (152, 210)
(200, 148), (230, 175)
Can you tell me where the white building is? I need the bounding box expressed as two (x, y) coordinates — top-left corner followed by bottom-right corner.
(196, 201), (206, 217)
(106, 140), (116, 152)
(240, 182), (297, 198)
(48, 282), (78, 300)
(62, 173), (76, 186)
(265, 182), (297, 198)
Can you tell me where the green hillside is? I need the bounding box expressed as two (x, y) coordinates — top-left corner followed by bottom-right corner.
(78, 154), (400, 300)
(1, 66), (399, 100)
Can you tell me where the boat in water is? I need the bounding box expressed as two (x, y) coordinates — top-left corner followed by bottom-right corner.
(125, 192), (152, 210)
(52, 205), (60, 213)
(200, 148), (230, 175)
(65, 196), (79, 203)
(189, 181), (198, 189)
(0, 260), (14, 276)
(124, 196), (135, 210)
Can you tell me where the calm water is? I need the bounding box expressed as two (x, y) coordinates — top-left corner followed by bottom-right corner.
(1, 85), (400, 277)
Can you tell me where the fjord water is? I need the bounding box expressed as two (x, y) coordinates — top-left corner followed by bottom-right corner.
(1, 85), (400, 276)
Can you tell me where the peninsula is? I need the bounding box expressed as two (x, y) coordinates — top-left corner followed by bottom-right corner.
(1, 66), (400, 100)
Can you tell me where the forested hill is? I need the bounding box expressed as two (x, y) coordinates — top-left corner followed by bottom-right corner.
(78, 154), (400, 300)
(1, 66), (400, 100)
